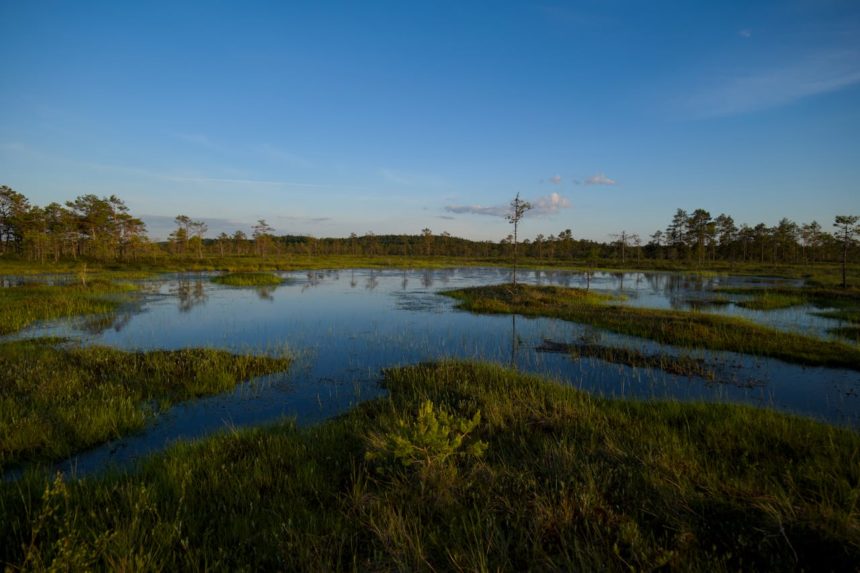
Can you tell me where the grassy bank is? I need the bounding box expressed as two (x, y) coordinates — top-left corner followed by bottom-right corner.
(1, 361), (857, 570)
(443, 284), (860, 370)
(735, 292), (806, 310)
(0, 280), (137, 335)
(1, 255), (858, 284)
(0, 339), (291, 469)
(537, 340), (716, 380)
(718, 285), (860, 308)
(211, 271), (283, 286)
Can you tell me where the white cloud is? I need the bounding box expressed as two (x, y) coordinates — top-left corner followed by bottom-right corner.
(531, 192), (571, 215)
(584, 173), (617, 185)
(549, 174), (562, 185)
(445, 193), (571, 218)
(686, 49), (860, 117)
(738, 29), (752, 39)
(444, 204), (509, 217)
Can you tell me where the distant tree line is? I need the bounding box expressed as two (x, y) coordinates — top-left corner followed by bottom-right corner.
(1, 186), (857, 266)
(0, 186), (150, 262)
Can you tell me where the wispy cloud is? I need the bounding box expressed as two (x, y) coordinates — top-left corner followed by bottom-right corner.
(738, 29), (752, 39)
(686, 49), (860, 117)
(584, 173), (617, 185)
(548, 174), (562, 185)
(444, 204), (509, 217)
(271, 215), (332, 224)
(531, 192), (571, 215)
(445, 193), (571, 218)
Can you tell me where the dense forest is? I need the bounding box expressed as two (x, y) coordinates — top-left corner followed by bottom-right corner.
(1, 185), (857, 265)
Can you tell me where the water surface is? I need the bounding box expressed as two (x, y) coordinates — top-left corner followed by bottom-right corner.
(11, 268), (860, 474)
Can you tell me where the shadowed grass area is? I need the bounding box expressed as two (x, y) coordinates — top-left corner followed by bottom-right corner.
(735, 292), (805, 310)
(537, 339), (716, 380)
(816, 308), (860, 323)
(831, 326), (860, 343)
(0, 280), (137, 335)
(718, 285), (860, 308)
(1, 361), (856, 570)
(443, 284), (860, 370)
(685, 295), (732, 310)
(211, 272), (283, 286)
(0, 339), (291, 469)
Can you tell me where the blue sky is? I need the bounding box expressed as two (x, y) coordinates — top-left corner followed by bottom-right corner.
(1, 1), (858, 241)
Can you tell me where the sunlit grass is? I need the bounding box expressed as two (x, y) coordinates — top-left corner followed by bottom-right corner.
(211, 272), (283, 286)
(0, 338), (291, 469)
(538, 340), (715, 380)
(0, 280), (137, 335)
(1, 361), (856, 570)
(443, 284), (860, 370)
(735, 292), (805, 310)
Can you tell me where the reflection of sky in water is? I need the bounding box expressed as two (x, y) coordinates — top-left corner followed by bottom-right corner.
(9, 268), (859, 475)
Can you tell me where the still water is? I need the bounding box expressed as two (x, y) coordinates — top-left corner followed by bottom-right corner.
(13, 268), (860, 474)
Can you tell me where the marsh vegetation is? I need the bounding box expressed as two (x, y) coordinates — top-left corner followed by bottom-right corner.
(1, 361), (857, 570)
(1, 264), (858, 570)
(444, 283), (860, 370)
(0, 338), (291, 469)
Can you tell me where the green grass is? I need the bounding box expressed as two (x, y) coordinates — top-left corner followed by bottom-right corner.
(815, 309), (860, 323)
(0, 338), (291, 469)
(831, 326), (860, 343)
(735, 292), (806, 310)
(685, 295), (732, 309)
(443, 284), (860, 370)
(718, 285), (860, 307)
(211, 271), (284, 286)
(2, 255), (858, 282)
(0, 279), (138, 335)
(1, 361), (857, 570)
(538, 340), (716, 380)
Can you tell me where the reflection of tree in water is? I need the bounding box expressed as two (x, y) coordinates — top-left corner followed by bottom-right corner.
(302, 271), (324, 293)
(401, 270), (409, 290)
(82, 310), (135, 334)
(350, 270), (357, 289)
(255, 286), (277, 301)
(510, 314), (522, 369)
(176, 278), (208, 313)
(365, 270), (379, 291)
(421, 269), (433, 288)
(437, 268), (454, 284)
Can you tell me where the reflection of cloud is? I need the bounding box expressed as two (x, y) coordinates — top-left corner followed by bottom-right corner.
(445, 193), (571, 218)
(686, 49), (860, 117)
(585, 173), (617, 185)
